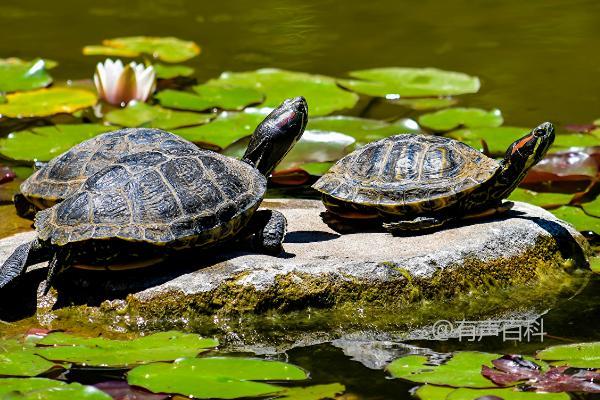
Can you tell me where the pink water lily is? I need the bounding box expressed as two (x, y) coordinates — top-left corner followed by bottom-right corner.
(93, 58), (156, 106)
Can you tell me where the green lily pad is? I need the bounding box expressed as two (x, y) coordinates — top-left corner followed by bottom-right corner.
(128, 357), (307, 399)
(392, 97), (458, 110)
(279, 130), (355, 170)
(339, 67), (480, 98)
(580, 197), (600, 217)
(0, 378), (112, 400)
(0, 351), (62, 377)
(387, 352), (500, 388)
(553, 131), (600, 149)
(35, 331), (218, 367)
(307, 116), (420, 147)
(536, 342), (600, 368)
(91, 36), (200, 63)
(415, 385), (569, 400)
(213, 69), (359, 116)
(508, 189), (572, 209)
(0, 58), (53, 93)
(277, 383), (346, 400)
(590, 257), (600, 273)
(153, 63), (195, 79)
(0, 124), (114, 162)
(298, 162), (334, 176)
(174, 111), (265, 149)
(0, 88), (97, 118)
(156, 84), (263, 112)
(104, 103), (213, 130)
(550, 206), (600, 233)
(418, 108), (503, 131)
(446, 126), (529, 155)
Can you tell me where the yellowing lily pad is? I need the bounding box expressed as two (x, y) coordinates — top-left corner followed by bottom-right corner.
(0, 88), (97, 118)
(156, 83), (263, 111)
(154, 63), (195, 79)
(418, 108), (503, 131)
(508, 189), (572, 209)
(127, 357), (307, 399)
(104, 103), (213, 130)
(0, 378), (112, 400)
(102, 36), (200, 63)
(339, 67), (480, 98)
(0, 124), (114, 162)
(550, 206), (600, 233)
(214, 68), (359, 116)
(387, 352), (500, 388)
(35, 331), (218, 367)
(0, 58), (53, 93)
(82, 45), (140, 58)
(536, 342), (600, 368)
(446, 126), (529, 155)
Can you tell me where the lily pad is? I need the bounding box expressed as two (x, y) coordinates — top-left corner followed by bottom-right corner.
(156, 83), (263, 112)
(0, 378), (112, 400)
(153, 64), (195, 79)
(174, 111), (265, 149)
(127, 357), (307, 399)
(581, 197), (600, 217)
(339, 67), (480, 98)
(104, 103), (213, 130)
(35, 331), (218, 367)
(536, 342), (600, 368)
(387, 352), (500, 388)
(392, 97), (458, 110)
(276, 383), (346, 400)
(89, 36), (200, 63)
(0, 88), (97, 118)
(446, 126), (529, 155)
(550, 206), (600, 233)
(590, 257), (600, 273)
(553, 131), (600, 149)
(0, 351), (62, 377)
(213, 69), (359, 116)
(418, 108), (503, 131)
(0, 124), (114, 162)
(299, 162), (334, 176)
(508, 189), (572, 209)
(0, 58), (53, 93)
(279, 130), (355, 170)
(307, 116), (420, 147)
(416, 386), (569, 400)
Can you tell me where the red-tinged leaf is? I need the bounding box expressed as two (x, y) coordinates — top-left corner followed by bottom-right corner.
(530, 151), (598, 179)
(271, 168), (310, 186)
(94, 381), (168, 400)
(482, 356), (541, 386)
(0, 166), (15, 184)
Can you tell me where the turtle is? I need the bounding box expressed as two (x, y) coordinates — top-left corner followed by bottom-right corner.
(312, 122), (555, 233)
(14, 128), (199, 219)
(0, 96), (308, 293)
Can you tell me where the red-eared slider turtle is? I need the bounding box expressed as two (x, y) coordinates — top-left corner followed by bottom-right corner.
(14, 128), (196, 218)
(0, 97), (308, 292)
(312, 122), (554, 233)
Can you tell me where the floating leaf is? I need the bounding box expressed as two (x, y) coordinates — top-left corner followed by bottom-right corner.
(536, 342), (600, 368)
(35, 331), (218, 367)
(93, 37), (200, 63)
(583, 197), (600, 218)
(174, 111), (265, 149)
(387, 352), (499, 388)
(307, 116), (420, 147)
(0, 58), (53, 93)
(339, 67), (480, 98)
(392, 97), (458, 110)
(127, 357), (307, 399)
(156, 84), (263, 112)
(278, 130), (355, 171)
(523, 150), (598, 189)
(0, 378), (112, 400)
(277, 383), (346, 400)
(550, 206), (600, 233)
(299, 162), (334, 176)
(214, 69), (359, 116)
(0, 88), (97, 118)
(0, 351), (62, 377)
(153, 64), (194, 79)
(508, 189), (572, 209)
(446, 126), (528, 155)
(0, 124), (114, 162)
(418, 108), (503, 131)
(104, 103), (213, 130)
(590, 257), (600, 274)
(553, 131), (600, 149)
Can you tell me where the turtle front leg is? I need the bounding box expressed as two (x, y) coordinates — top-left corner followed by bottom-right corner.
(249, 209), (287, 255)
(42, 247), (73, 295)
(383, 215), (449, 235)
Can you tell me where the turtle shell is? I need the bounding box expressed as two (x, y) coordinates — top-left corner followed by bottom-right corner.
(312, 134), (500, 214)
(20, 128), (186, 209)
(34, 138), (266, 248)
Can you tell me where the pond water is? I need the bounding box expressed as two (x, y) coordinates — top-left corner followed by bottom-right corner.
(1, 1), (600, 399)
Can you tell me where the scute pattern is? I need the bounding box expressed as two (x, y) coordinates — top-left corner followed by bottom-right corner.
(34, 134), (266, 246)
(313, 134), (500, 212)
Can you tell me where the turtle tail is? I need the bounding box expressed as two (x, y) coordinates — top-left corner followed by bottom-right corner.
(0, 238), (49, 289)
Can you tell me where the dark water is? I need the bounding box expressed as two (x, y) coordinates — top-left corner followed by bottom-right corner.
(1, 1), (600, 398)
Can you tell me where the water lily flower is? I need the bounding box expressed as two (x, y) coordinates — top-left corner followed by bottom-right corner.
(94, 59), (155, 106)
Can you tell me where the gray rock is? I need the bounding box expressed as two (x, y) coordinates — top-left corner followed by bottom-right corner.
(0, 199), (590, 335)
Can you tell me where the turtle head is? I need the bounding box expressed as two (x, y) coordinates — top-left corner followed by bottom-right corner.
(504, 122), (555, 171)
(242, 97), (308, 177)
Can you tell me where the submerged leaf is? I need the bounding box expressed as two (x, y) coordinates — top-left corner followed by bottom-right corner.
(100, 36), (200, 63)
(0, 88), (97, 118)
(418, 108), (503, 131)
(153, 63), (195, 79)
(214, 69), (359, 116)
(0, 58), (53, 92)
(339, 67), (480, 98)
(105, 103), (213, 130)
